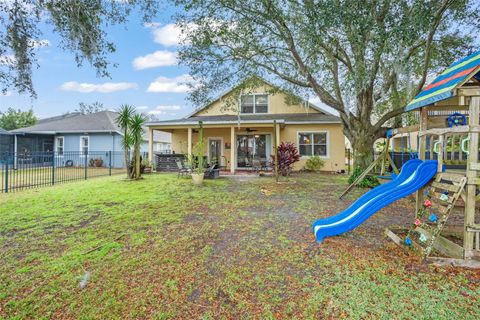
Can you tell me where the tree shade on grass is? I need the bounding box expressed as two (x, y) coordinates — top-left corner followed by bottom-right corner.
(0, 174), (479, 318)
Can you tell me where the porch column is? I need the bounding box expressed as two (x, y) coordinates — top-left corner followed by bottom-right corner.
(464, 96), (480, 258)
(148, 127), (154, 162)
(230, 126), (235, 173)
(275, 123), (281, 147)
(187, 127), (193, 155)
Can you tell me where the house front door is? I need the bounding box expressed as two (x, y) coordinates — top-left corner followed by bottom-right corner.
(208, 139), (222, 165)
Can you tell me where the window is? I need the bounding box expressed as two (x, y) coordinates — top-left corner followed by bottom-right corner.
(240, 94), (268, 114)
(80, 136), (89, 155)
(55, 137), (64, 155)
(298, 132), (328, 157)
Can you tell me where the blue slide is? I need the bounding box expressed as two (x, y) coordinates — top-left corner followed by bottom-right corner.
(313, 159), (438, 242)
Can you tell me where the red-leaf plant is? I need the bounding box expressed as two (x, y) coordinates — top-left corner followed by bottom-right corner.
(271, 142), (301, 176)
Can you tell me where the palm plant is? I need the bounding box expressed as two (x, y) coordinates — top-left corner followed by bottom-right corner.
(116, 104), (135, 177)
(129, 113), (147, 179)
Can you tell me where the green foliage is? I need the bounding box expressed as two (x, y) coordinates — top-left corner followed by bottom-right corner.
(0, 1), (161, 97)
(188, 121), (206, 174)
(115, 105), (146, 179)
(176, 0), (480, 167)
(116, 104), (136, 178)
(304, 156), (325, 172)
(0, 108), (37, 130)
(129, 113), (147, 179)
(348, 167), (380, 188)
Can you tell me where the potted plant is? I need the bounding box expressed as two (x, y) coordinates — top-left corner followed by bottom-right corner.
(190, 121), (206, 185)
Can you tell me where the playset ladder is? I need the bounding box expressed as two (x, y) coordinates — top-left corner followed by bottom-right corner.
(417, 172), (467, 258)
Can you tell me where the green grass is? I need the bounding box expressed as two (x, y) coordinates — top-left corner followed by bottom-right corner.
(0, 173), (478, 319)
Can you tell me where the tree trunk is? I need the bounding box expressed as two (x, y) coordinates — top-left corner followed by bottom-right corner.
(346, 126), (377, 171)
(135, 145), (141, 179)
(124, 149), (130, 178)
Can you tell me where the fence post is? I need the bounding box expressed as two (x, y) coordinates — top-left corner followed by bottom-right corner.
(52, 152), (55, 185)
(4, 153), (8, 193)
(109, 151), (112, 176)
(84, 152), (88, 180)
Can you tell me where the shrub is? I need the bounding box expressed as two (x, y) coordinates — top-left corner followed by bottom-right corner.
(305, 155), (325, 172)
(348, 166), (380, 188)
(271, 142), (301, 176)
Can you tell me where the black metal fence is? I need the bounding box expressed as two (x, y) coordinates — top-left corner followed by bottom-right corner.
(1, 151), (130, 193)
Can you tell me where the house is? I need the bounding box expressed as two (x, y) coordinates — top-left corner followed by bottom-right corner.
(146, 79), (346, 172)
(8, 111), (171, 167)
(0, 128), (13, 155)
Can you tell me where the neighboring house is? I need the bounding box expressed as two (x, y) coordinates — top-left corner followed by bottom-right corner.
(146, 78), (346, 172)
(0, 128), (13, 156)
(8, 111), (171, 167)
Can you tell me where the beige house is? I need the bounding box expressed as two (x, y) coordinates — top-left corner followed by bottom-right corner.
(146, 79), (346, 172)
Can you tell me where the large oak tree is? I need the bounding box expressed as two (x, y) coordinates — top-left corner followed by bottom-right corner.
(175, 0), (479, 168)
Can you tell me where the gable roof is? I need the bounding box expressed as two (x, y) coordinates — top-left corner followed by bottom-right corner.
(187, 77), (333, 117)
(10, 111), (122, 134)
(406, 50), (480, 111)
(10, 111), (172, 143)
(0, 128), (9, 134)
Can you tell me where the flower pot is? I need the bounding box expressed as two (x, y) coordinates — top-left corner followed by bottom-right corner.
(191, 173), (204, 185)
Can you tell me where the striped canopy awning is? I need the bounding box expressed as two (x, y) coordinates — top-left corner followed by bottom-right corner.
(406, 51), (480, 111)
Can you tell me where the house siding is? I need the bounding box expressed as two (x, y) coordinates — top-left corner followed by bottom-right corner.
(54, 133), (125, 168)
(167, 124), (345, 172)
(193, 83), (320, 116)
(280, 124), (345, 171)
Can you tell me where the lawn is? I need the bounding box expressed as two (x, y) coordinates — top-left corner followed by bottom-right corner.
(0, 173), (478, 319)
(1, 167), (125, 192)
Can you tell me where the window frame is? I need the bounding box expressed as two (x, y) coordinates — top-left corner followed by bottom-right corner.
(55, 136), (64, 156)
(296, 131), (329, 159)
(239, 93), (269, 114)
(79, 135), (89, 157)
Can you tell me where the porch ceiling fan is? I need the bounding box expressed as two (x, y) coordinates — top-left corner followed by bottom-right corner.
(245, 128), (258, 133)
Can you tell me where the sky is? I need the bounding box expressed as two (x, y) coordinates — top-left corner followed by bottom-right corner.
(0, 5), (199, 120)
(0, 4), (335, 120)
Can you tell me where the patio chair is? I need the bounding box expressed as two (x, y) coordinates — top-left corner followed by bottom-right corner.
(176, 160), (191, 178)
(204, 163), (220, 179)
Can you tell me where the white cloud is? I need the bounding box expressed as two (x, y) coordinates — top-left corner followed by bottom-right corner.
(147, 74), (196, 93)
(148, 110), (177, 116)
(148, 105), (181, 116)
(0, 91), (12, 97)
(144, 22), (161, 28)
(132, 50), (177, 70)
(137, 105), (149, 110)
(145, 23), (191, 47)
(154, 105), (181, 111)
(60, 81), (138, 93)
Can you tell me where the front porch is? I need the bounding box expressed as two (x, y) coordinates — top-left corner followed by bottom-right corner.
(147, 123), (281, 173)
